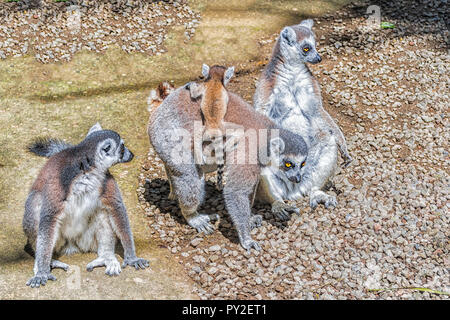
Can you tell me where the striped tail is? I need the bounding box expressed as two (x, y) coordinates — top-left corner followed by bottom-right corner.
(217, 164), (224, 191)
(28, 138), (72, 158)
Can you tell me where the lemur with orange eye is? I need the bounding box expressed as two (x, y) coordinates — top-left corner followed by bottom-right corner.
(255, 151), (308, 221)
(253, 19), (352, 218)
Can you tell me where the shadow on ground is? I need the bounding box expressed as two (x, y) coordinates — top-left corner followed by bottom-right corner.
(0, 0), (354, 299)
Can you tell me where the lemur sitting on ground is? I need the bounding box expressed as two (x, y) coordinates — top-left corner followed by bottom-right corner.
(253, 19), (352, 219)
(23, 123), (149, 288)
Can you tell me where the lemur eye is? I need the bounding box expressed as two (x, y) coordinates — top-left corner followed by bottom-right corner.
(303, 47), (310, 53)
(103, 144), (111, 153)
(301, 161), (306, 167)
(284, 161), (294, 168)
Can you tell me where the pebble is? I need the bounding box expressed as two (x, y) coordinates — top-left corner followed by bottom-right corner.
(135, 0), (450, 300)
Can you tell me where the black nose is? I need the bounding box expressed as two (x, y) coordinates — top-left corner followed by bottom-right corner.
(295, 175), (301, 183)
(317, 55), (322, 63)
(122, 149), (134, 163)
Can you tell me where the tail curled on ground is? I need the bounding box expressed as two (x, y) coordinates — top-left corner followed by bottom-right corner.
(28, 138), (72, 158)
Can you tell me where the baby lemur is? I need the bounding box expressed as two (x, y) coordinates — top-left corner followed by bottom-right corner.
(23, 123), (149, 288)
(253, 19), (352, 218)
(188, 64), (235, 189)
(189, 64), (234, 136)
(147, 81), (175, 112)
(148, 83), (308, 251)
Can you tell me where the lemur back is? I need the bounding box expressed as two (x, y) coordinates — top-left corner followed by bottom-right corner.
(148, 84), (308, 251)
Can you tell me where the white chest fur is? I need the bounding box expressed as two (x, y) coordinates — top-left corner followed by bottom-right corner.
(61, 171), (104, 240)
(269, 64), (321, 144)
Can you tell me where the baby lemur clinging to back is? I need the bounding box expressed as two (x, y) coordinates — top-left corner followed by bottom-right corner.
(148, 83), (308, 251)
(189, 64), (235, 137)
(188, 64), (235, 189)
(23, 123), (149, 288)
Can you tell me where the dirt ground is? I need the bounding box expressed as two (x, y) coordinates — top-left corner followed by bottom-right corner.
(137, 0), (449, 300)
(0, 0), (356, 300)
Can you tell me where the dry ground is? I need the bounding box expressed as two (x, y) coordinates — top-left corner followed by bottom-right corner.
(0, 0), (355, 299)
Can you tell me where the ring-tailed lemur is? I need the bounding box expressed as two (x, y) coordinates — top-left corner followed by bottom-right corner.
(188, 64), (235, 190)
(23, 123), (149, 288)
(148, 83), (308, 252)
(253, 19), (352, 219)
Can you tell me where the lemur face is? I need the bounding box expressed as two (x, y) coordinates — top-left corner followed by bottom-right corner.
(279, 19), (322, 65)
(85, 123), (134, 171)
(279, 155), (307, 183)
(96, 136), (134, 167)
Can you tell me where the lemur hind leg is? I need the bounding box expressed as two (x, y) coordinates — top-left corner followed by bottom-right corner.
(86, 211), (121, 276)
(223, 163), (261, 252)
(172, 164), (218, 234)
(301, 139), (338, 210)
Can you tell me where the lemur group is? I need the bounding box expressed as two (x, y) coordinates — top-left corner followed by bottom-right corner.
(23, 20), (352, 288)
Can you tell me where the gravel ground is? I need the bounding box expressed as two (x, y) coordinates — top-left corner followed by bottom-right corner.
(0, 0), (200, 63)
(138, 0), (449, 299)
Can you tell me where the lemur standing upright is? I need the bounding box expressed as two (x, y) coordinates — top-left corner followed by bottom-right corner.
(23, 123), (149, 288)
(148, 83), (309, 251)
(188, 64), (235, 190)
(253, 19), (352, 218)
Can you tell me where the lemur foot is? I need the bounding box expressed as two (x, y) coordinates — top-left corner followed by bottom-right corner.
(310, 191), (337, 210)
(241, 238), (261, 253)
(187, 213), (219, 235)
(50, 259), (69, 271)
(250, 214), (263, 229)
(122, 257), (150, 270)
(26, 271), (56, 288)
(272, 201), (300, 221)
(86, 256), (121, 276)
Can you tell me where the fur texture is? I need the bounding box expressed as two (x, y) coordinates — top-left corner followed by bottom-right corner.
(188, 64), (235, 190)
(23, 123), (149, 288)
(253, 20), (352, 216)
(148, 83), (308, 251)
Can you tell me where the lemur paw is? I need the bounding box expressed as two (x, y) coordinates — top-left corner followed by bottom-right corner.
(26, 271), (56, 288)
(272, 201), (300, 221)
(86, 256), (121, 276)
(188, 214), (219, 235)
(250, 215), (263, 229)
(122, 257), (150, 270)
(50, 259), (69, 271)
(241, 239), (261, 253)
(310, 192), (337, 210)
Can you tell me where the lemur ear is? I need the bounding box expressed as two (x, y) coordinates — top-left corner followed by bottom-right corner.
(270, 137), (285, 157)
(202, 64), (210, 78)
(223, 66), (234, 86)
(87, 122), (102, 136)
(299, 19), (314, 29)
(281, 26), (297, 46)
